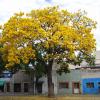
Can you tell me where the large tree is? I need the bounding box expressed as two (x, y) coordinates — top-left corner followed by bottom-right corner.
(0, 7), (96, 97)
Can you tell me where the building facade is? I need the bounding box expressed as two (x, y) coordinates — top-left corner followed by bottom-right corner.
(0, 70), (34, 95)
(57, 68), (100, 95)
(0, 51), (100, 95)
(57, 51), (100, 95)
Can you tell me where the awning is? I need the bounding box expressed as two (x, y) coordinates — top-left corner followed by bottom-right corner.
(0, 80), (5, 86)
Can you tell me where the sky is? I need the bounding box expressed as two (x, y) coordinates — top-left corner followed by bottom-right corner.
(0, 0), (100, 50)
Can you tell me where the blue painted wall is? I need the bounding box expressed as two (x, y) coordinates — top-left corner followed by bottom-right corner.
(82, 78), (100, 94)
(0, 71), (12, 78)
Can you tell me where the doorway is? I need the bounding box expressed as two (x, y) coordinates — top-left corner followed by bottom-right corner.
(6, 83), (10, 92)
(98, 82), (100, 93)
(0, 80), (5, 92)
(36, 82), (43, 94)
(0, 85), (4, 92)
(72, 82), (81, 94)
(24, 83), (29, 92)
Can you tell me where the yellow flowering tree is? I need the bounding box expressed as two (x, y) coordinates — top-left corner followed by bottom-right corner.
(0, 7), (96, 97)
(0, 12), (36, 68)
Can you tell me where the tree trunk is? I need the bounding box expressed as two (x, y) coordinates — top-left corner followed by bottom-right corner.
(47, 60), (54, 97)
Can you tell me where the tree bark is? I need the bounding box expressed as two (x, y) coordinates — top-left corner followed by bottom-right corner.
(47, 60), (54, 97)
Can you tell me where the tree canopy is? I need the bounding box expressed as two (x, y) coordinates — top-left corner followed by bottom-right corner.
(0, 7), (96, 68)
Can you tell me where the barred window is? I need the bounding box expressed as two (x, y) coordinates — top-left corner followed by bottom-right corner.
(86, 82), (94, 88)
(59, 82), (69, 89)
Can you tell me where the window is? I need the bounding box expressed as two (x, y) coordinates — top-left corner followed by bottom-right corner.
(14, 83), (21, 92)
(86, 82), (94, 88)
(59, 82), (69, 89)
(73, 83), (80, 88)
(98, 82), (100, 86)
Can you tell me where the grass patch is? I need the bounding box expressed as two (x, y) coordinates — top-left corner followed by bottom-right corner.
(0, 95), (100, 100)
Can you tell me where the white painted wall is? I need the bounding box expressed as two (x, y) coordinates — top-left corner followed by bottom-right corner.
(95, 51), (100, 65)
